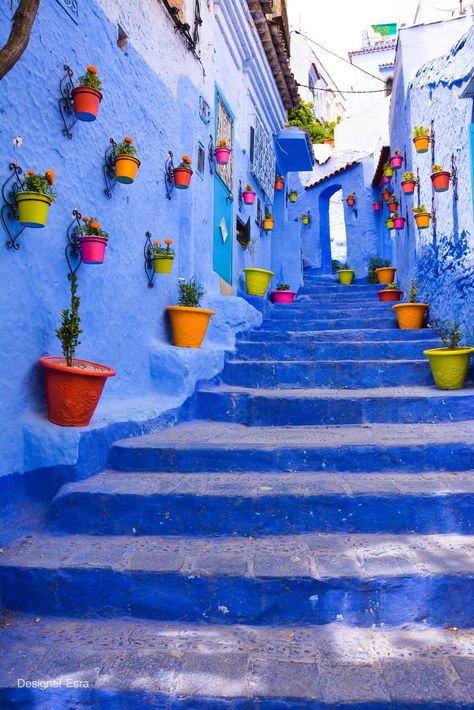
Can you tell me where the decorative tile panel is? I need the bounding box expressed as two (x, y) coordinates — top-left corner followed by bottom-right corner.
(251, 117), (275, 203)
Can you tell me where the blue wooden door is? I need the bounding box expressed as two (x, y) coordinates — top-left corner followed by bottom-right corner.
(213, 90), (234, 285)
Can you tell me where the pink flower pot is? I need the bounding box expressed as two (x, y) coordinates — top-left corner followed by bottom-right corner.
(391, 155), (404, 169)
(394, 217), (405, 230)
(271, 290), (296, 304)
(215, 146), (231, 165)
(373, 202), (381, 212)
(243, 191), (256, 205)
(79, 236), (108, 264)
(383, 176), (391, 184)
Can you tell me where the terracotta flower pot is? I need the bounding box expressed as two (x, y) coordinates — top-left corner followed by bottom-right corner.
(263, 218), (273, 231)
(382, 190), (391, 202)
(16, 192), (52, 228)
(392, 303), (428, 329)
(115, 155), (141, 184)
(173, 166), (193, 189)
(414, 212), (431, 229)
(391, 155), (404, 170)
(243, 190), (256, 205)
(153, 255), (174, 274)
(375, 267), (397, 285)
(378, 289), (403, 302)
(275, 179), (284, 191)
(166, 306), (215, 348)
(40, 356), (115, 426)
(431, 171), (450, 193)
(215, 146), (232, 165)
(373, 201), (381, 212)
(71, 86), (102, 122)
(401, 180), (416, 195)
(387, 201), (398, 213)
(394, 216), (405, 230)
(413, 135), (430, 153)
(346, 198), (355, 207)
(271, 290), (296, 304)
(79, 236), (108, 264)
(423, 347), (474, 390)
(243, 268), (274, 296)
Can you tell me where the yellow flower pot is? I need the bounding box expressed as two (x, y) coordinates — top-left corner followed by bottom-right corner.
(115, 155), (141, 184)
(414, 212), (431, 230)
(16, 192), (52, 228)
(263, 219), (273, 231)
(375, 267), (397, 285)
(413, 135), (430, 153)
(338, 269), (354, 285)
(153, 255), (174, 274)
(392, 303), (428, 329)
(289, 192), (297, 203)
(243, 268), (274, 296)
(423, 347), (474, 390)
(166, 306), (215, 348)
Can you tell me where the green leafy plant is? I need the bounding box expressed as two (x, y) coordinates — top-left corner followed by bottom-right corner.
(78, 65), (102, 92)
(177, 277), (204, 309)
(392, 149), (401, 157)
(332, 259), (343, 272)
(19, 169), (57, 202)
(402, 171), (416, 181)
(55, 274), (82, 367)
(408, 282), (418, 303)
(368, 257), (389, 283)
(385, 282), (399, 290)
(264, 209), (273, 220)
(78, 216), (108, 239)
(287, 100), (326, 143)
(245, 184), (254, 192)
(429, 319), (463, 349)
(276, 283), (290, 291)
(413, 125), (429, 137)
(383, 162), (392, 170)
(152, 238), (175, 256)
(389, 194), (398, 203)
(413, 204), (429, 214)
(113, 136), (138, 157)
(339, 262), (351, 270)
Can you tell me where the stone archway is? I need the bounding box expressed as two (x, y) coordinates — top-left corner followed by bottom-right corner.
(318, 183), (347, 274)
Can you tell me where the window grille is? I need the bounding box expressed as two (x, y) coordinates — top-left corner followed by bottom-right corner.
(251, 117), (275, 203)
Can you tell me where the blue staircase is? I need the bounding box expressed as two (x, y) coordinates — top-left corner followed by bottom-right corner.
(2, 273), (474, 708)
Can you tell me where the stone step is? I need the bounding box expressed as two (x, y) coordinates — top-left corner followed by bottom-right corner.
(232, 339), (440, 361)
(196, 384), (474, 425)
(2, 532), (474, 626)
(220, 358), (432, 388)
(48, 470), (474, 536)
(237, 328), (435, 343)
(269, 305), (394, 319)
(110, 421), (474, 473)
(260, 316), (397, 330)
(2, 615), (474, 707)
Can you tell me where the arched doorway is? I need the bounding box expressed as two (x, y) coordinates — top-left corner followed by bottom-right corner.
(319, 183), (347, 274)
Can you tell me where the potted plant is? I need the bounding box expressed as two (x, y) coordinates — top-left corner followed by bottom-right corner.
(71, 65), (103, 122)
(392, 281), (428, 329)
(424, 320), (474, 390)
(275, 175), (284, 191)
(375, 265), (397, 284)
(382, 188), (391, 202)
(166, 278), (214, 348)
(413, 126), (430, 154)
(152, 239), (175, 274)
(401, 171), (417, 195)
(373, 200), (381, 212)
(77, 216), (109, 264)
(242, 184), (256, 205)
(393, 212), (405, 230)
(377, 282), (403, 303)
(263, 209), (274, 231)
(337, 263), (354, 285)
(413, 204), (431, 229)
(271, 282), (296, 304)
(383, 162), (394, 178)
(114, 136), (140, 184)
(368, 257), (389, 283)
(346, 193), (356, 207)
(301, 212), (311, 225)
(39, 274), (115, 426)
(242, 237), (274, 296)
(391, 150), (404, 170)
(16, 168), (56, 228)
(174, 155), (193, 189)
(387, 194), (399, 213)
(215, 139), (232, 165)
(386, 216), (395, 230)
(382, 175), (391, 184)
(431, 164), (451, 193)
(288, 189), (298, 203)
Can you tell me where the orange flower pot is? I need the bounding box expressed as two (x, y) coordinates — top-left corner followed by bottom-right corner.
(40, 356), (115, 426)
(392, 303), (428, 329)
(173, 166), (193, 189)
(275, 179), (284, 191)
(263, 218), (273, 231)
(115, 155), (141, 184)
(346, 198), (355, 207)
(71, 86), (102, 122)
(413, 135), (430, 153)
(414, 212), (431, 229)
(166, 306), (215, 348)
(431, 171), (450, 193)
(375, 267), (397, 285)
(401, 180), (416, 195)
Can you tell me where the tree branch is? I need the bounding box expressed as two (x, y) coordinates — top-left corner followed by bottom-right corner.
(0, 0), (40, 80)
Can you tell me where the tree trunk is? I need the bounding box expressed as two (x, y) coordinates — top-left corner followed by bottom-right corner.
(0, 0), (40, 80)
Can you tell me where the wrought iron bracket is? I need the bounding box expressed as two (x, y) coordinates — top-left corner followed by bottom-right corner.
(103, 138), (117, 198)
(208, 135), (214, 175)
(59, 64), (77, 139)
(431, 194), (437, 237)
(1, 162), (25, 250)
(430, 120), (436, 164)
(451, 154), (458, 201)
(238, 180), (243, 211)
(65, 209), (82, 278)
(416, 167), (421, 204)
(405, 207), (410, 238)
(165, 151), (175, 200)
(144, 231), (155, 288)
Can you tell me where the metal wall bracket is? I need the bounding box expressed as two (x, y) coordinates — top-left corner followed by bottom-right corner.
(65, 209), (82, 279)
(103, 138), (117, 198)
(1, 162), (25, 250)
(451, 154), (458, 201)
(144, 231), (155, 288)
(165, 151), (175, 200)
(59, 64), (77, 139)
(238, 180), (243, 211)
(208, 135), (214, 175)
(416, 167), (421, 204)
(430, 120), (436, 164)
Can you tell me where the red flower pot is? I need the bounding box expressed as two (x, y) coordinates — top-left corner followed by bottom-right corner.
(71, 86), (102, 122)
(271, 290), (296, 304)
(394, 216), (405, 230)
(391, 155), (404, 170)
(377, 289), (403, 302)
(382, 190), (391, 202)
(401, 180), (416, 195)
(79, 236), (108, 264)
(174, 166), (193, 189)
(373, 201), (381, 212)
(243, 190), (256, 205)
(388, 201), (398, 213)
(431, 171), (450, 193)
(215, 147), (231, 165)
(40, 356), (115, 426)
(346, 198), (355, 207)
(275, 179), (284, 191)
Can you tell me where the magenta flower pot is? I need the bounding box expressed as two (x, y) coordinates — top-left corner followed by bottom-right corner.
(215, 147), (231, 165)
(373, 202), (381, 212)
(243, 191), (256, 205)
(271, 290), (296, 304)
(382, 175), (391, 184)
(391, 155), (404, 169)
(394, 217), (405, 230)
(79, 236), (108, 264)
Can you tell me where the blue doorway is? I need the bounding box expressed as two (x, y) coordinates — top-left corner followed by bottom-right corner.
(213, 89), (234, 286)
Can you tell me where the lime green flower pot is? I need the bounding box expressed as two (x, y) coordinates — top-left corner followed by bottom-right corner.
(243, 268), (274, 296)
(154, 255), (174, 274)
(423, 347), (474, 390)
(16, 192), (52, 228)
(338, 269), (354, 285)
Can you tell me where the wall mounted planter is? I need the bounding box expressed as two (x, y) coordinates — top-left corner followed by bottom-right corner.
(386, 218), (395, 230)
(243, 268), (274, 296)
(414, 212), (431, 229)
(16, 192), (52, 228)
(71, 86), (102, 122)
(154, 255), (174, 274)
(376, 267), (397, 285)
(383, 167), (394, 178)
(394, 216), (405, 230)
(115, 155), (140, 184)
(78, 235), (108, 264)
(423, 347), (474, 390)
(346, 197), (356, 207)
(263, 218), (273, 231)
(174, 166), (193, 189)
(243, 190), (256, 205)
(391, 154), (404, 170)
(275, 177), (284, 191)
(382, 176), (391, 184)
(378, 289), (403, 303)
(271, 290), (296, 304)
(413, 135), (430, 153)
(401, 180), (416, 195)
(337, 269), (354, 285)
(166, 306), (215, 348)
(382, 189), (391, 202)
(373, 201), (381, 212)
(215, 146), (231, 165)
(431, 171), (450, 193)
(387, 200), (398, 213)
(392, 303), (428, 329)
(288, 191), (298, 203)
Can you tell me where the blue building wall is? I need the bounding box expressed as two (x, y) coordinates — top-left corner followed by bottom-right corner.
(389, 24), (474, 336)
(0, 0), (296, 481)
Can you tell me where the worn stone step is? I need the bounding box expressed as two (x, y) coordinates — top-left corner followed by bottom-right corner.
(195, 384), (474, 425)
(110, 421), (474, 473)
(269, 305), (394, 319)
(2, 614), (474, 707)
(221, 358), (432, 388)
(237, 328), (436, 343)
(260, 316), (397, 330)
(48, 470), (474, 536)
(232, 339), (440, 361)
(2, 532), (474, 626)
